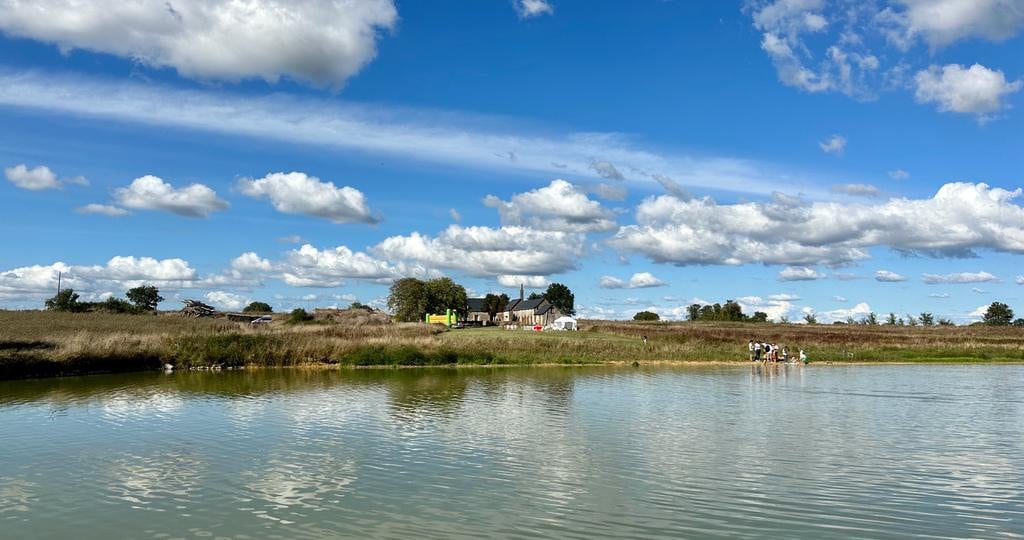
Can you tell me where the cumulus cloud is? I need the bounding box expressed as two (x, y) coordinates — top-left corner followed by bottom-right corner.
(0, 256), (199, 304)
(821, 302), (872, 323)
(515, 0), (554, 18)
(4, 164), (87, 190)
(497, 275), (549, 288)
(238, 171), (378, 224)
(819, 134), (847, 154)
(887, 0), (1024, 48)
(611, 182), (1024, 267)
(113, 175), (228, 217)
(832, 183), (879, 197)
(889, 169), (910, 180)
(373, 225), (584, 278)
(204, 291), (250, 311)
(875, 270), (907, 282)
(922, 271), (999, 284)
(484, 179), (616, 232)
(778, 266), (826, 281)
(1017, 275), (1024, 285)
(0, 0), (398, 88)
(76, 204), (129, 217)
(735, 295), (796, 321)
(279, 244), (434, 287)
(598, 272), (667, 289)
(914, 63), (1022, 121)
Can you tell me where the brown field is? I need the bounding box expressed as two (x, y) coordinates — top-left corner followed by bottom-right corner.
(1, 310), (1023, 379)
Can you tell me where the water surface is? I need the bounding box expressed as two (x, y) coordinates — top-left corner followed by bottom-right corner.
(2, 365), (1022, 538)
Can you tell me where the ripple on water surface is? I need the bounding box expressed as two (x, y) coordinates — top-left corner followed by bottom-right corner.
(0, 365), (1022, 539)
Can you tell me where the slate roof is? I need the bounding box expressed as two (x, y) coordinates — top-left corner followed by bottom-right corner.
(467, 297), (487, 312)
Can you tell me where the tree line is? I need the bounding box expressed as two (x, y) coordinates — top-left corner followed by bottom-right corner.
(387, 277), (575, 323)
(45, 285), (164, 314)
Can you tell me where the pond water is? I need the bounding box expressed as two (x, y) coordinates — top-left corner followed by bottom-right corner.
(1, 365), (1022, 539)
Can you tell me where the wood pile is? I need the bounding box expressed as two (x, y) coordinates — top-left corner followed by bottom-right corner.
(180, 299), (216, 318)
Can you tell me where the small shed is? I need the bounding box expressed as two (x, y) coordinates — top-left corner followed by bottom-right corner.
(550, 316), (578, 331)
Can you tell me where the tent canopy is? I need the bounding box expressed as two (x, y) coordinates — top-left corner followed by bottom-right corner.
(551, 316), (578, 330)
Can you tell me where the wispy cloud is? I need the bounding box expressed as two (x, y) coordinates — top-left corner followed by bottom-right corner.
(0, 70), (827, 197)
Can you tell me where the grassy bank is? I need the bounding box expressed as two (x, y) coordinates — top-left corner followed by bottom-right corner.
(2, 310), (1023, 379)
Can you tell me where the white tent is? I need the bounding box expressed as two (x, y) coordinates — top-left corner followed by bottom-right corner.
(551, 316), (578, 331)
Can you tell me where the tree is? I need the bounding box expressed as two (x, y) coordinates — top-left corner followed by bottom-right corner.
(388, 278), (427, 322)
(919, 312), (935, 326)
(543, 283), (575, 316)
(98, 297), (136, 314)
(779, 315), (791, 324)
(243, 301), (273, 313)
(1013, 318), (1024, 327)
(633, 311), (660, 321)
(885, 312), (898, 326)
(527, 292), (543, 301)
(864, 312), (879, 325)
(425, 277), (469, 317)
(686, 304), (702, 321)
(905, 314), (918, 327)
(483, 293), (509, 322)
(126, 285), (163, 311)
(287, 308), (314, 324)
(750, 311), (769, 323)
(983, 302), (1014, 326)
(721, 300), (745, 322)
(938, 318), (955, 326)
(45, 289), (81, 312)
(803, 313), (818, 324)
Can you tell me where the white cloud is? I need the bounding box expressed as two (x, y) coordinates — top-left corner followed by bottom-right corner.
(779, 266), (826, 281)
(611, 182), (1024, 267)
(449, 208), (462, 223)
(591, 183), (628, 201)
(1017, 275), (1024, 285)
(279, 244), (434, 287)
(373, 225), (584, 278)
(734, 294), (796, 321)
(497, 275), (549, 288)
(889, 0), (1024, 48)
(875, 270), (907, 282)
(922, 271), (999, 284)
(484, 179), (616, 233)
(113, 175), (228, 218)
(0, 0), (398, 88)
(76, 204), (129, 217)
(204, 291), (250, 312)
(238, 172), (377, 224)
(832, 183), (879, 197)
(821, 302), (872, 323)
(819, 134), (847, 154)
(4, 164), (87, 190)
(914, 64), (1022, 121)
(598, 272), (667, 289)
(515, 0), (554, 18)
(889, 169), (911, 180)
(832, 295), (848, 302)
(0, 71), (826, 197)
(278, 235), (304, 244)
(0, 256), (200, 304)
(929, 292), (950, 298)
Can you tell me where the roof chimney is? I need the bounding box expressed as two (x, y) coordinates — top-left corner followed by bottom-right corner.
(520, 283), (524, 301)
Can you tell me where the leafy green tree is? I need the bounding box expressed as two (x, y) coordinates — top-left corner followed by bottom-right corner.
(905, 314), (918, 327)
(919, 312), (935, 326)
(388, 278), (428, 322)
(483, 293), (509, 322)
(721, 300), (745, 321)
(1013, 318), (1024, 327)
(45, 289), (82, 312)
(633, 310), (660, 321)
(243, 301), (273, 313)
(99, 297), (136, 314)
(349, 301), (374, 311)
(542, 283), (575, 316)
(686, 304), (702, 321)
(527, 292), (543, 301)
(938, 318), (955, 326)
(287, 308), (314, 324)
(425, 277), (469, 317)
(864, 312), (879, 325)
(885, 312), (898, 325)
(803, 313), (818, 324)
(126, 285), (163, 311)
(983, 302), (1014, 326)
(749, 311), (769, 323)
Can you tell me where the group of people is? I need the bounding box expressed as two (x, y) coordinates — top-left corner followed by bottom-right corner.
(748, 340), (807, 364)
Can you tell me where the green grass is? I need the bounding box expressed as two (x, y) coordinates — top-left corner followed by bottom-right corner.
(2, 310), (1023, 379)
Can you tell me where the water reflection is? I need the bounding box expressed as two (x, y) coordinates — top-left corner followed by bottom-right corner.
(0, 365), (1021, 539)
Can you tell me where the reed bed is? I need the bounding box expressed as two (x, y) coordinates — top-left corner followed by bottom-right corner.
(2, 310), (1022, 379)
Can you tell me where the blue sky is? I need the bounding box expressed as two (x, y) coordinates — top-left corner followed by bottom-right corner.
(1, 0), (1023, 322)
